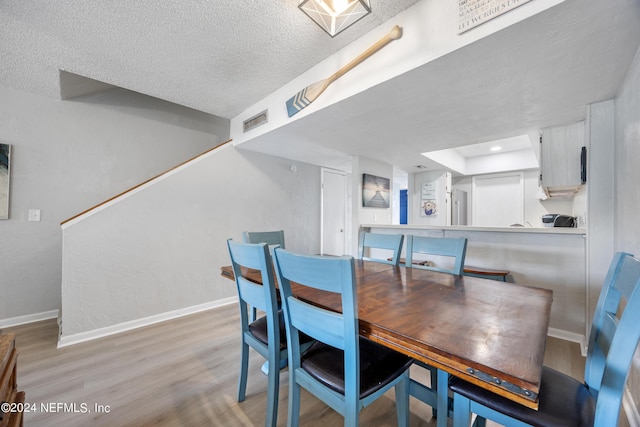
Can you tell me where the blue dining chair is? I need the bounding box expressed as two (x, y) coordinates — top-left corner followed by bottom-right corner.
(404, 235), (467, 421)
(358, 231), (404, 265)
(273, 248), (413, 427)
(242, 230), (285, 250)
(242, 230), (285, 321)
(449, 251), (640, 427)
(226, 239), (291, 427)
(405, 235), (467, 275)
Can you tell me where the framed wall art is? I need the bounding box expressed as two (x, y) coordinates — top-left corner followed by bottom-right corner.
(0, 143), (11, 219)
(362, 173), (390, 208)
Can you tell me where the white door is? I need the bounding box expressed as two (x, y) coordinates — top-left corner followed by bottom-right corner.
(322, 168), (346, 256)
(472, 172), (524, 226)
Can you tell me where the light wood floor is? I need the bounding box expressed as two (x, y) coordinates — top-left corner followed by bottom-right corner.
(1, 304), (584, 426)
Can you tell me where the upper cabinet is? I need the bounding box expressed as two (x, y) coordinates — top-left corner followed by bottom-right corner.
(540, 121), (586, 198)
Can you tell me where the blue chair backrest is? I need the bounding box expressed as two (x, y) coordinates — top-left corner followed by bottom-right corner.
(227, 239), (279, 328)
(586, 252), (640, 425)
(358, 232), (404, 265)
(242, 230), (285, 249)
(405, 235), (467, 275)
(273, 249), (360, 392)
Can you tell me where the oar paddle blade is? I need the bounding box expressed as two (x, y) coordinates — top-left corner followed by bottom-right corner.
(286, 80), (327, 117)
(286, 25), (402, 118)
(286, 87), (312, 117)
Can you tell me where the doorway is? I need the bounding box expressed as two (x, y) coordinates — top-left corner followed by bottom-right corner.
(321, 168), (346, 256)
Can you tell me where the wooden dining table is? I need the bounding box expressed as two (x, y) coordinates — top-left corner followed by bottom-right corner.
(220, 259), (552, 426)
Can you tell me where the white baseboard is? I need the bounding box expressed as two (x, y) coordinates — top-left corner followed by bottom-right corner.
(57, 297), (237, 348)
(547, 327), (587, 356)
(0, 310), (59, 328)
(624, 387), (640, 427)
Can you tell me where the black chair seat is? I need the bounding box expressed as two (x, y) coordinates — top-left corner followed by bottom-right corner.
(300, 336), (413, 399)
(449, 366), (596, 427)
(249, 311), (312, 350)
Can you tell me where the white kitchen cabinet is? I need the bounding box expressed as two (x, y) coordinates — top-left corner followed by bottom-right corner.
(540, 121), (585, 198)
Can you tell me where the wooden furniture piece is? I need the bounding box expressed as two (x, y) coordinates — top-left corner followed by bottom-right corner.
(358, 231), (404, 265)
(405, 235), (467, 275)
(241, 230), (286, 321)
(0, 333), (24, 427)
(463, 266), (509, 282)
(226, 240), (291, 427)
(403, 235), (468, 418)
(449, 251), (640, 427)
(221, 259), (552, 427)
(272, 249), (412, 427)
(392, 261), (509, 282)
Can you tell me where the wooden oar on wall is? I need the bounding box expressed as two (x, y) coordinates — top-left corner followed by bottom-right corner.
(286, 25), (403, 117)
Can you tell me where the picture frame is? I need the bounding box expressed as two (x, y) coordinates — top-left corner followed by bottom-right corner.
(362, 173), (390, 208)
(0, 143), (11, 220)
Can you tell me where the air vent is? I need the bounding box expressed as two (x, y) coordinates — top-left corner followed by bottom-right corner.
(243, 110), (268, 133)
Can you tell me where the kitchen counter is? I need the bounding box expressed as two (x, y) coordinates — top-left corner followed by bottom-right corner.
(360, 224), (586, 235)
(361, 224), (587, 350)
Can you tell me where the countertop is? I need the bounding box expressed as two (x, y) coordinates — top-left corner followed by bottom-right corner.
(361, 224), (586, 235)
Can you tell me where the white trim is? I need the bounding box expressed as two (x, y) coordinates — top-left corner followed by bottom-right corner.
(547, 327), (587, 356)
(57, 297), (237, 348)
(0, 309), (59, 328)
(624, 387), (640, 427)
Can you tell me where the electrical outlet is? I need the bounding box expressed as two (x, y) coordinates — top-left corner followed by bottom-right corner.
(28, 209), (41, 222)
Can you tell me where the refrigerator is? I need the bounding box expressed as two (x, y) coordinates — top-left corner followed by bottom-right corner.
(452, 189), (468, 226)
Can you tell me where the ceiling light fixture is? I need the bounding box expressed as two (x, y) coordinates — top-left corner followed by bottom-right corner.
(490, 146), (502, 152)
(299, 0), (371, 37)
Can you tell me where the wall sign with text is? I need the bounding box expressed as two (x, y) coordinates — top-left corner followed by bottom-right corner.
(420, 182), (438, 216)
(458, 0), (533, 34)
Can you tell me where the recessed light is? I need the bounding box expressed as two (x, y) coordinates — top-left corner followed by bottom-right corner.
(490, 146), (502, 152)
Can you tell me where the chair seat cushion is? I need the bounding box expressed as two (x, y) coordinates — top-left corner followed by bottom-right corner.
(449, 366), (595, 427)
(300, 337), (413, 399)
(249, 311), (312, 350)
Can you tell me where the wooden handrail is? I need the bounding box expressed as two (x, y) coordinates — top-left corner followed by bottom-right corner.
(61, 139), (233, 226)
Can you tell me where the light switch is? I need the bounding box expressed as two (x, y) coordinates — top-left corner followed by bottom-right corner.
(28, 209), (41, 222)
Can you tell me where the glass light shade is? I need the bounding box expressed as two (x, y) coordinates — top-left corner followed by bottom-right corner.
(299, 0), (371, 37)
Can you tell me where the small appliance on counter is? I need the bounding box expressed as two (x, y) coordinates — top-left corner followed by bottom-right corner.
(542, 214), (577, 227)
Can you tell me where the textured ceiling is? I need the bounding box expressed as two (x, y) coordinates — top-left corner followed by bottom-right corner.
(0, 0), (421, 119)
(2, 0), (639, 175)
(239, 0), (640, 173)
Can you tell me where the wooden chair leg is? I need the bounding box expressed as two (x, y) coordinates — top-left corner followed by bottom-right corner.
(436, 369), (449, 427)
(265, 352), (280, 427)
(453, 392), (472, 427)
(238, 342), (249, 401)
(287, 379), (301, 427)
(395, 372), (410, 427)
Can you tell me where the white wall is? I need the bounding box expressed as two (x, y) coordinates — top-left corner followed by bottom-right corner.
(0, 86), (229, 325)
(585, 101), (615, 330)
(409, 170), (451, 226)
(230, 0), (563, 145)
(350, 156), (393, 255)
(60, 145), (321, 342)
(614, 44), (640, 422)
